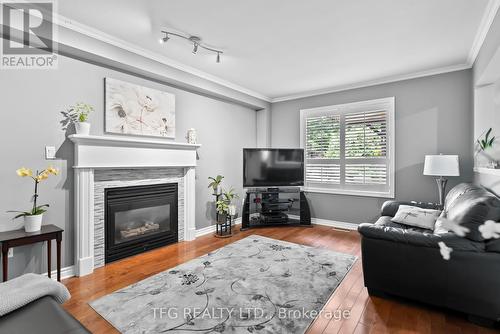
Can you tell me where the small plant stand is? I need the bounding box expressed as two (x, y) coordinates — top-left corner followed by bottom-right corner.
(213, 192), (233, 238)
(215, 215), (233, 238)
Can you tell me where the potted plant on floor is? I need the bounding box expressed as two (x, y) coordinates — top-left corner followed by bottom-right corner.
(208, 175), (224, 195)
(8, 166), (59, 232)
(68, 103), (94, 135)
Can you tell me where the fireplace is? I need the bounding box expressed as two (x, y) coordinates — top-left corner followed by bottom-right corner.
(105, 183), (178, 263)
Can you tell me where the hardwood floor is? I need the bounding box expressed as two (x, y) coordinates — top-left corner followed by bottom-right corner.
(63, 225), (498, 333)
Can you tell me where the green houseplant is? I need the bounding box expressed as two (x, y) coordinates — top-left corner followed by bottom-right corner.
(8, 166), (59, 232)
(477, 128), (499, 168)
(208, 175), (224, 195)
(215, 188), (240, 221)
(67, 103), (94, 135)
(223, 188), (239, 216)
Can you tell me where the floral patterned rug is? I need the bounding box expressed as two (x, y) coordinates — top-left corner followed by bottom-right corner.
(90, 235), (356, 334)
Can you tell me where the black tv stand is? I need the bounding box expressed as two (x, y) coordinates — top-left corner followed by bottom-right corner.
(241, 187), (311, 230)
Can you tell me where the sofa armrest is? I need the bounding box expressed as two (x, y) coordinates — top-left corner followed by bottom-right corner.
(381, 200), (441, 217)
(358, 223), (485, 252)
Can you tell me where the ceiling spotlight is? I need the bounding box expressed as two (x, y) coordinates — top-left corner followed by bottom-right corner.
(159, 33), (170, 44)
(216, 52), (221, 63)
(192, 43), (198, 54)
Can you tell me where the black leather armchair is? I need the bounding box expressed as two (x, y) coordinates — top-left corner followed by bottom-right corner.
(358, 183), (500, 324)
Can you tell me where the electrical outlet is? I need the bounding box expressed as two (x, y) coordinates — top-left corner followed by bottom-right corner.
(8, 248), (13, 258)
(45, 146), (56, 160)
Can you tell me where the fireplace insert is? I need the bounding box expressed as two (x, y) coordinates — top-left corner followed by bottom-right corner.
(105, 183), (178, 263)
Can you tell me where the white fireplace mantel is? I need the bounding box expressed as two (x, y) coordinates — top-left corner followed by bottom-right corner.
(69, 134), (201, 277)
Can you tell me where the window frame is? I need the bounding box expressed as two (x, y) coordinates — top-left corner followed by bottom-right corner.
(300, 97), (395, 198)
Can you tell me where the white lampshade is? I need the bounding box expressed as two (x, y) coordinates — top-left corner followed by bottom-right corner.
(423, 155), (460, 176)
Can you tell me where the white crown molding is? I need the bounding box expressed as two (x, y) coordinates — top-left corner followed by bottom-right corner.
(52, 13), (272, 103)
(13, 1), (498, 104)
(269, 0), (500, 103)
(271, 63), (471, 103)
(467, 0), (500, 66)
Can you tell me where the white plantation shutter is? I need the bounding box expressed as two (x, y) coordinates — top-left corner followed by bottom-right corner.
(304, 115), (341, 185)
(345, 110), (387, 159)
(301, 97), (395, 197)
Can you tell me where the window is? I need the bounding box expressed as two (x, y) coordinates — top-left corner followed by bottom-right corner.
(300, 97), (395, 198)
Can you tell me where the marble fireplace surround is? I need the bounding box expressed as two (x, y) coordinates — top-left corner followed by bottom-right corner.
(69, 134), (201, 277)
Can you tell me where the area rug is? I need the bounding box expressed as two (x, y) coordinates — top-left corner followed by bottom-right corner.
(90, 235), (356, 334)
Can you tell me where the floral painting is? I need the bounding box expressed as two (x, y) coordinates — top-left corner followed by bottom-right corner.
(105, 78), (175, 138)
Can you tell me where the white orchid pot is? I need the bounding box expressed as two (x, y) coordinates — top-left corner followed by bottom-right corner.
(481, 146), (500, 168)
(75, 122), (91, 135)
(24, 214), (43, 232)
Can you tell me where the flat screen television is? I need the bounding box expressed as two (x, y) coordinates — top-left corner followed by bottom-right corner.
(243, 148), (304, 187)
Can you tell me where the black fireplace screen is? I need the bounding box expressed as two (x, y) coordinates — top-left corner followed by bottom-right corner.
(105, 183), (178, 263)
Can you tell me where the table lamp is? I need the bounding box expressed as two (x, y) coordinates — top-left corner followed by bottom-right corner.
(423, 154), (460, 206)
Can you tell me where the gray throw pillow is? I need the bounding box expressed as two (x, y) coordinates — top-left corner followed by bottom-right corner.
(391, 205), (442, 230)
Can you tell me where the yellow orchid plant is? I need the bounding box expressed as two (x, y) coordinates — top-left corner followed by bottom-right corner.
(8, 166), (59, 219)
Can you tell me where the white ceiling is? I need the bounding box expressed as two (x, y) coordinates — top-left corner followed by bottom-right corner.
(58, 0), (493, 101)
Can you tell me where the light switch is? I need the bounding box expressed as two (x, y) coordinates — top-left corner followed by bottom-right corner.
(8, 248), (13, 258)
(45, 146), (56, 160)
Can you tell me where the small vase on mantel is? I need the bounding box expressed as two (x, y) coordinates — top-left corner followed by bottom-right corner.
(75, 121), (91, 135)
(24, 214), (43, 233)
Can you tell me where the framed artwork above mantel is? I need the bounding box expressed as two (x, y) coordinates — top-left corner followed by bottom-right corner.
(105, 77), (176, 138)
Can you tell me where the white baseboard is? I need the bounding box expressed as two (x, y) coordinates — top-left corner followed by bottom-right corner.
(311, 217), (359, 231)
(195, 216), (358, 236)
(195, 218), (242, 237)
(288, 215), (359, 231)
(42, 265), (76, 280)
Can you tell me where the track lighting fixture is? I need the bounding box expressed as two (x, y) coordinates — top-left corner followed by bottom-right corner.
(160, 30), (223, 63)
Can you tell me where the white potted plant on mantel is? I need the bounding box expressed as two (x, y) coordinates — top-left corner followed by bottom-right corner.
(8, 166), (59, 232)
(67, 102), (94, 135)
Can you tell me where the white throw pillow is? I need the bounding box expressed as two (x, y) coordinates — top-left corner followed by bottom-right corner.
(433, 211), (450, 234)
(391, 205), (442, 230)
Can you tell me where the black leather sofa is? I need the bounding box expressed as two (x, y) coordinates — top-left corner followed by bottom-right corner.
(0, 295), (90, 334)
(358, 183), (500, 324)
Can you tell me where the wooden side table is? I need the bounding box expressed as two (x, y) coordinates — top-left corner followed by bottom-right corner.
(0, 224), (63, 282)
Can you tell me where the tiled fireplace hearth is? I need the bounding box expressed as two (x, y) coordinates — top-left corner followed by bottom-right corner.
(95, 169), (183, 267)
(69, 135), (200, 276)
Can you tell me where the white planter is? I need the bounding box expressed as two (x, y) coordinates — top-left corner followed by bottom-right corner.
(228, 204), (237, 216)
(24, 214), (43, 232)
(75, 122), (91, 135)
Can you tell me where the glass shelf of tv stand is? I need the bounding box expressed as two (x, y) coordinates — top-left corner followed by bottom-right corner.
(245, 187), (301, 194)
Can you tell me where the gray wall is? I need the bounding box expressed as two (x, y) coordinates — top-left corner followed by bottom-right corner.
(0, 55), (256, 279)
(473, 9), (500, 84)
(271, 70), (474, 224)
(473, 9), (500, 194)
